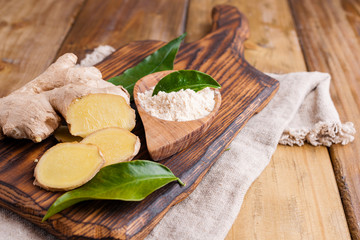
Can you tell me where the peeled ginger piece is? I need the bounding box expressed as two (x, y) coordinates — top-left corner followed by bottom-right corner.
(34, 143), (104, 191)
(81, 127), (140, 167)
(53, 126), (83, 143)
(67, 94), (136, 137)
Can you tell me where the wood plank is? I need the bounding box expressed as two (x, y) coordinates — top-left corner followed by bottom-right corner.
(288, 0), (360, 238)
(186, 0), (351, 239)
(56, 0), (189, 60)
(235, 145), (350, 239)
(0, 0), (84, 97)
(0, 5), (279, 239)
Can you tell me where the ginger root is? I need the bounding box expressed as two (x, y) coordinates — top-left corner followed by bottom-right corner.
(34, 143), (104, 191)
(81, 127), (140, 166)
(0, 53), (131, 142)
(0, 93), (61, 142)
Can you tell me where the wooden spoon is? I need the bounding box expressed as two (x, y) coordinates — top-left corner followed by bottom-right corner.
(133, 70), (221, 161)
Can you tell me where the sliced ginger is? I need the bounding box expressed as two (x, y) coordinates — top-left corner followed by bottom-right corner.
(81, 127), (140, 167)
(34, 143), (104, 191)
(53, 126), (83, 143)
(66, 94), (136, 138)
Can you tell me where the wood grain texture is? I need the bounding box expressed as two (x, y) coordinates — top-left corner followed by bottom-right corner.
(185, 0), (350, 239)
(288, 0), (360, 238)
(234, 145), (351, 240)
(0, 0), (84, 97)
(0, 5), (278, 240)
(185, 0), (306, 72)
(133, 70), (222, 160)
(56, 0), (189, 60)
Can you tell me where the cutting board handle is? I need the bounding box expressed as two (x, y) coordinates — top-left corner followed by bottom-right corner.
(210, 5), (250, 55)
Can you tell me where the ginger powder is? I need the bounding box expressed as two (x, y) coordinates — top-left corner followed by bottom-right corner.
(137, 87), (215, 121)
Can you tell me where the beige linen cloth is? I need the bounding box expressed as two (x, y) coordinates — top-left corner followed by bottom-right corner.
(0, 62), (355, 239)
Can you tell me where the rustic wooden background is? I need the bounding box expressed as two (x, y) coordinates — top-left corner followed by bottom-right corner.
(0, 0), (359, 239)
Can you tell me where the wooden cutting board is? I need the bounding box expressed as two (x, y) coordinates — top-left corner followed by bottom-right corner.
(0, 5), (278, 240)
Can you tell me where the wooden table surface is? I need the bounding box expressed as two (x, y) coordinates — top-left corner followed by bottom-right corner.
(0, 0), (359, 239)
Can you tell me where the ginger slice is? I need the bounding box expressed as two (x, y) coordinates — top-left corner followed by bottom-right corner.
(81, 127), (140, 167)
(66, 94), (135, 137)
(34, 143), (104, 191)
(53, 126), (83, 143)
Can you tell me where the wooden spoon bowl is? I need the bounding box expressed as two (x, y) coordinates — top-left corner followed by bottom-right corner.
(134, 70), (222, 161)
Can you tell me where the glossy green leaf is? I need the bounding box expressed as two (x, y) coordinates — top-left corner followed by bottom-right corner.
(108, 33), (186, 99)
(152, 70), (221, 96)
(42, 160), (184, 221)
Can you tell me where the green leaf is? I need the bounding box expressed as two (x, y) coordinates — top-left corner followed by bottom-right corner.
(108, 33), (186, 99)
(152, 70), (221, 96)
(42, 160), (184, 221)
